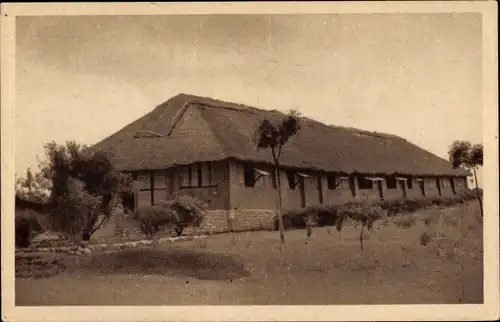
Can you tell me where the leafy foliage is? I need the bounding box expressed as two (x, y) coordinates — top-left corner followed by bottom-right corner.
(17, 141), (132, 241)
(15, 211), (45, 248)
(53, 178), (103, 241)
(134, 205), (171, 239)
(448, 141), (483, 169)
(134, 196), (207, 239)
(15, 168), (51, 203)
(279, 195), (473, 249)
(164, 196), (207, 236)
(447, 140), (483, 217)
(254, 110), (301, 151)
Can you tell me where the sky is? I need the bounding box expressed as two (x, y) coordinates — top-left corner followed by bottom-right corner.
(15, 13), (483, 186)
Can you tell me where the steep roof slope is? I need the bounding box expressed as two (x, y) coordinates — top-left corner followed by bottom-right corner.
(92, 93), (469, 176)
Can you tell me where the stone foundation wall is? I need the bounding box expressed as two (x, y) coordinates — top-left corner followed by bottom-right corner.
(199, 210), (231, 234)
(185, 209), (277, 234)
(229, 209), (277, 232)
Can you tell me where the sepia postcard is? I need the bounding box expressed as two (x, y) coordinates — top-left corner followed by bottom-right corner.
(1, 1), (498, 321)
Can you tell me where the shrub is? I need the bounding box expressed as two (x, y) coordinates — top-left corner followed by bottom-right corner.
(273, 194), (469, 234)
(393, 215), (416, 229)
(134, 205), (171, 238)
(15, 212), (44, 248)
(280, 209), (306, 230)
(379, 199), (405, 216)
(134, 196), (207, 238)
(163, 196), (207, 236)
(278, 204), (341, 230)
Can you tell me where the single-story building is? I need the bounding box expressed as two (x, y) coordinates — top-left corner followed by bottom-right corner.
(92, 93), (470, 233)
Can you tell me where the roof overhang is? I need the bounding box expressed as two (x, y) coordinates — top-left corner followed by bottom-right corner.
(365, 177), (384, 181)
(253, 168), (270, 176)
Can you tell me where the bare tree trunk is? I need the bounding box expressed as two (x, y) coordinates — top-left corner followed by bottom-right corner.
(272, 149), (285, 243)
(473, 168), (483, 217)
(360, 220), (366, 250)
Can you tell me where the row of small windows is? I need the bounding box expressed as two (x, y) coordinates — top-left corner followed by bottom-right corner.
(242, 165), (456, 191)
(243, 165), (459, 192)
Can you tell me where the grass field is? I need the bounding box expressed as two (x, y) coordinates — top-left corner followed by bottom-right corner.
(15, 202), (483, 305)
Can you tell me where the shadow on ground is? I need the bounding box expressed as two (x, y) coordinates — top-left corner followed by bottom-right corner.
(66, 247), (251, 281)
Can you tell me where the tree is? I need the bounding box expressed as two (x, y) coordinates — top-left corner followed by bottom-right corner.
(253, 109), (301, 243)
(35, 141), (132, 240)
(448, 141), (483, 217)
(54, 177), (102, 241)
(15, 168), (51, 203)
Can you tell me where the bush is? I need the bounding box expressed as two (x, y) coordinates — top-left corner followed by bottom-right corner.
(273, 194), (470, 233)
(163, 196), (207, 236)
(134, 205), (171, 238)
(279, 209), (306, 230)
(379, 199), (405, 216)
(314, 204), (340, 227)
(393, 215), (416, 229)
(420, 232), (432, 246)
(337, 201), (384, 231)
(134, 196), (207, 238)
(15, 212), (44, 248)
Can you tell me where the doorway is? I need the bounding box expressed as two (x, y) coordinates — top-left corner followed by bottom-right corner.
(399, 180), (407, 198)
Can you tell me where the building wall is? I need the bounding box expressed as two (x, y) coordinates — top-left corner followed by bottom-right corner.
(127, 158), (470, 234)
(422, 177), (441, 197)
(228, 162), (278, 211)
(454, 176), (468, 193)
(405, 181), (423, 199)
(383, 179), (406, 200)
(355, 177), (383, 201)
(133, 161), (230, 210)
(322, 175), (356, 205)
(228, 162), (331, 212)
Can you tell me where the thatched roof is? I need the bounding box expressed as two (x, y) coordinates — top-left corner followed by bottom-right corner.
(92, 93), (470, 177)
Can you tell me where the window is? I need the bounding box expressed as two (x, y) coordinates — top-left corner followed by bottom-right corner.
(179, 167), (190, 187)
(386, 176), (397, 189)
(179, 163), (209, 188)
(135, 171), (167, 205)
(338, 177), (351, 189)
(197, 163), (203, 187)
(407, 176), (413, 189)
(201, 162), (211, 186)
(358, 177), (374, 190)
(244, 166), (256, 187)
(327, 175), (336, 190)
(136, 173), (152, 190)
(287, 171), (297, 189)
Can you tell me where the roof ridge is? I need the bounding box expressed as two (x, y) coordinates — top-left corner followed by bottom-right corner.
(173, 94), (406, 141)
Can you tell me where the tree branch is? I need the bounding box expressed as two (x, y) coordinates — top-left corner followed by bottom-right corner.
(90, 215), (108, 236)
(277, 144), (283, 161)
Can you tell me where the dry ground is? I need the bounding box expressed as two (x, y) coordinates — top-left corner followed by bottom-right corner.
(16, 202), (483, 305)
